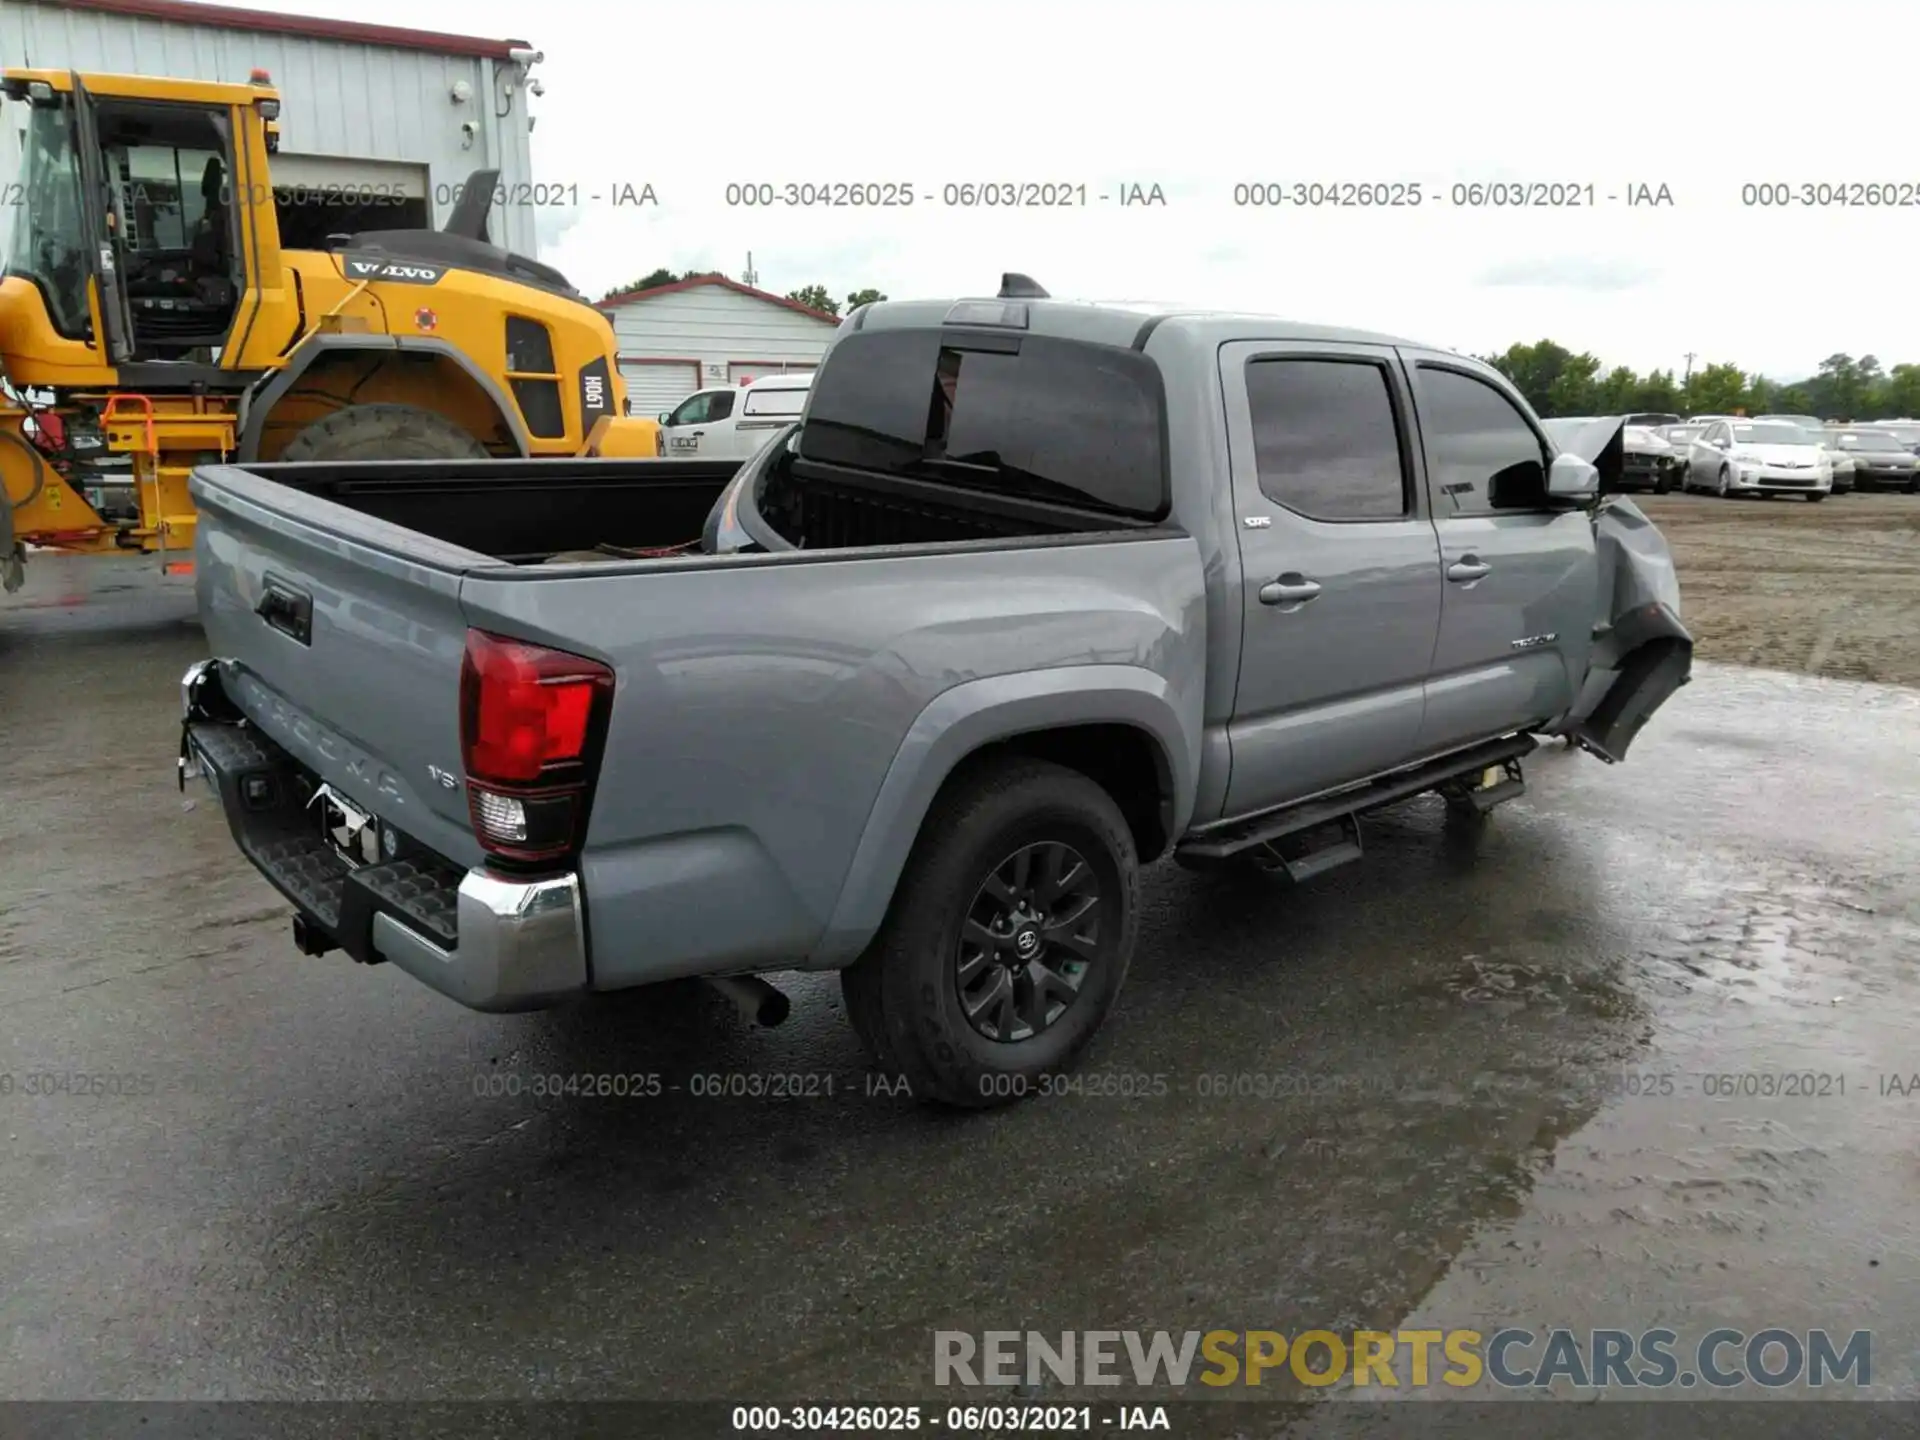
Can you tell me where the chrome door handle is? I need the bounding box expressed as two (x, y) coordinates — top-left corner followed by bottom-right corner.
(1447, 558), (1491, 583)
(1259, 576), (1322, 606)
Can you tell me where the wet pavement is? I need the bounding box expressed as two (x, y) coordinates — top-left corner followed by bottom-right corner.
(2, 553), (1918, 1431)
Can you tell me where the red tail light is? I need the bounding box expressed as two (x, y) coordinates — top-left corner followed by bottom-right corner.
(459, 630), (614, 865)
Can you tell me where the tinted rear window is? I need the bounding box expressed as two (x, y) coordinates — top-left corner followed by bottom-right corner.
(798, 329), (1168, 519)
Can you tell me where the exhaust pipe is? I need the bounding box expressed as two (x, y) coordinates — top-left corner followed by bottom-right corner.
(703, 974), (790, 1028)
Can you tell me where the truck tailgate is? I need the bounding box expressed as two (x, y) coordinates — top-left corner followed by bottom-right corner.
(191, 465), (487, 870)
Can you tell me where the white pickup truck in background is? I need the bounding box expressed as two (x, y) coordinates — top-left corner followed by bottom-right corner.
(654, 372), (814, 460)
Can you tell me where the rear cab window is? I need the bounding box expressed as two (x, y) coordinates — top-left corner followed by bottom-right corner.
(797, 328), (1169, 520)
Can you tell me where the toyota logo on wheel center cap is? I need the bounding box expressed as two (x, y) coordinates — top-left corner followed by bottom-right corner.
(1014, 927), (1042, 959)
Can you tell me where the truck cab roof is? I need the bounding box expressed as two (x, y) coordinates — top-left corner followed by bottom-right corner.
(847, 291), (1438, 356)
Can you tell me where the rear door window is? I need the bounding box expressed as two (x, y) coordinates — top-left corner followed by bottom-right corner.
(1243, 357), (1409, 520)
(800, 329), (1168, 519)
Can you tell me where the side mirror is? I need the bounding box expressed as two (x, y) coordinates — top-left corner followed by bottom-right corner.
(657, 412), (673, 426)
(1546, 453), (1600, 505)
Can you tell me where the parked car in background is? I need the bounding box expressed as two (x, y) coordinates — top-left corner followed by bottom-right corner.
(1620, 425), (1681, 493)
(1623, 411), (1683, 429)
(1683, 419), (1832, 499)
(656, 372), (815, 461)
(1757, 414), (1854, 492)
(1827, 427), (1920, 492)
(1661, 423), (1706, 485)
(1867, 420), (1920, 455)
(1546, 418), (1677, 493)
(1823, 444), (1857, 493)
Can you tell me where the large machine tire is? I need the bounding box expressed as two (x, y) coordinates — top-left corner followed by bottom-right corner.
(278, 404), (489, 462)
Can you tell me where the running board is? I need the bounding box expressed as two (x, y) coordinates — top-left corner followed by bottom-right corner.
(1177, 734), (1538, 864)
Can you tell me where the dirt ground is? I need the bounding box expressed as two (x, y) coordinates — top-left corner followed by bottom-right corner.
(1639, 493), (1920, 688)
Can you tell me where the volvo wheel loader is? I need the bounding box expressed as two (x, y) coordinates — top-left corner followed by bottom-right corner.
(0, 67), (658, 593)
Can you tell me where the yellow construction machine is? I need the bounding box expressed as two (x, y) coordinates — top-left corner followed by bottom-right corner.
(1, 67), (657, 591)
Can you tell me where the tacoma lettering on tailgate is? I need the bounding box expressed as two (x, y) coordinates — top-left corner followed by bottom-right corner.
(236, 672), (409, 809)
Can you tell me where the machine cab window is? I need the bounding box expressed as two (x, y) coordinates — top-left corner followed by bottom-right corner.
(4, 90), (93, 341)
(1, 76), (242, 360)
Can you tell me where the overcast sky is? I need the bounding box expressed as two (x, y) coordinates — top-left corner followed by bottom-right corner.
(244, 0), (1918, 382)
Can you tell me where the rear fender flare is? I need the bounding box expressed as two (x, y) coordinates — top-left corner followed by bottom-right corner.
(238, 335), (531, 461)
(809, 666), (1197, 967)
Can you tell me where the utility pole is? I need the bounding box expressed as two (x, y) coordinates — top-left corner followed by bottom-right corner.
(1682, 352), (1697, 384)
(743, 251), (758, 288)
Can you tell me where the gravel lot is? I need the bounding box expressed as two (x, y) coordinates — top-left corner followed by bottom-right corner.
(1639, 492), (1920, 687)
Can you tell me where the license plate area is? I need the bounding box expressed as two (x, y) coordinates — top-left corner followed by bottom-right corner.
(309, 782), (381, 869)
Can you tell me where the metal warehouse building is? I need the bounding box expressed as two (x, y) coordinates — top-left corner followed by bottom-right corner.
(1, 0), (544, 259)
(596, 276), (842, 418)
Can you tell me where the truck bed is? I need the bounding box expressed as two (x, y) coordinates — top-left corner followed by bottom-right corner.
(240, 446), (1132, 565)
(240, 455), (742, 563)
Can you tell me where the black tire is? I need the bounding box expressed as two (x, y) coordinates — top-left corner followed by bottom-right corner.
(1806, 492), (1825, 503)
(1907, 478), (1920, 495)
(278, 403), (489, 462)
(840, 756), (1139, 1109)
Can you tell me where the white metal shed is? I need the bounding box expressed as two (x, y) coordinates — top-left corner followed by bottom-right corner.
(597, 276), (840, 416)
(0, 0), (545, 258)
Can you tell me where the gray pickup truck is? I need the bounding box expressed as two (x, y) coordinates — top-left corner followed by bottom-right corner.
(179, 276), (1692, 1107)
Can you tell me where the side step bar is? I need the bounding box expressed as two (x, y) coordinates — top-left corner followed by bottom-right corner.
(1176, 734), (1537, 871)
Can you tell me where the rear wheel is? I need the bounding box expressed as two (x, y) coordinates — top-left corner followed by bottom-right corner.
(278, 403), (490, 462)
(841, 756), (1138, 1109)
(1715, 466), (1732, 498)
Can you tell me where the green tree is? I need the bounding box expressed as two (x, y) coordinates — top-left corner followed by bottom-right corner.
(1773, 384), (1814, 414)
(1745, 376), (1778, 414)
(1596, 365), (1640, 414)
(845, 287), (888, 311)
(786, 284), (840, 317)
(1810, 353), (1863, 419)
(599, 266), (676, 301)
(1484, 340), (1592, 415)
(1545, 353), (1603, 416)
(1880, 364), (1920, 417)
(1683, 362), (1749, 415)
(1630, 369), (1683, 414)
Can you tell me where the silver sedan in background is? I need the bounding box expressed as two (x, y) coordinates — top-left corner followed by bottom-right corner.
(1757, 414), (1854, 492)
(1684, 419), (1833, 499)
(1662, 423), (1707, 485)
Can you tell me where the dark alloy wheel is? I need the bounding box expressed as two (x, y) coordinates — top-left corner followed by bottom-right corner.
(840, 755), (1139, 1108)
(956, 841), (1101, 1043)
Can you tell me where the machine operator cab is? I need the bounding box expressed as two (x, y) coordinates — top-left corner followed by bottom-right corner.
(0, 68), (266, 368)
